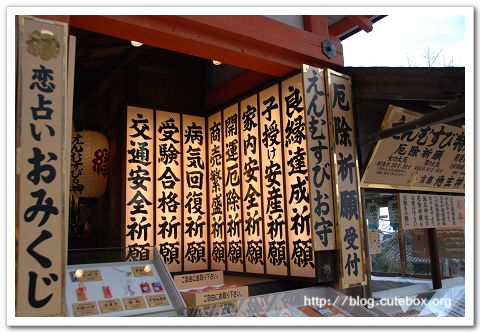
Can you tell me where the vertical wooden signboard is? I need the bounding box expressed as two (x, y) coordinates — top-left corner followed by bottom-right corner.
(17, 16), (68, 316)
(258, 85), (288, 276)
(240, 95), (265, 274)
(155, 111), (182, 272)
(302, 65), (336, 251)
(125, 107), (155, 261)
(223, 104), (245, 272)
(281, 74), (315, 278)
(208, 112), (226, 271)
(182, 115), (208, 271)
(326, 70), (366, 288)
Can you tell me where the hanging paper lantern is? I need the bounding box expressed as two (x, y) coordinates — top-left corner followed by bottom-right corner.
(70, 130), (109, 198)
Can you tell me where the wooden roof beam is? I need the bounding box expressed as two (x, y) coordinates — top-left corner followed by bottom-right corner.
(303, 15), (329, 37)
(38, 15), (344, 76)
(342, 67), (465, 102)
(329, 15), (374, 37)
(171, 15), (344, 70)
(346, 16), (373, 33)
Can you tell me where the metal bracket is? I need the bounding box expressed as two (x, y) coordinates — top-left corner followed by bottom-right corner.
(322, 39), (337, 59)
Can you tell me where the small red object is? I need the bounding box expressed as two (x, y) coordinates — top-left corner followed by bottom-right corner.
(103, 285), (112, 298)
(140, 282), (151, 294)
(77, 283), (87, 301)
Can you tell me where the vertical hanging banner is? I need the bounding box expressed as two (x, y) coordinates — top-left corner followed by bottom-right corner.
(182, 115), (208, 271)
(368, 229), (382, 255)
(125, 106), (155, 261)
(302, 65), (336, 251)
(17, 16), (68, 317)
(223, 104), (245, 272)
(326, 69), (366, 288)
(259, 85), (288, 276)
(208, 112), (226, 271)
(155, 111), (182, 272)
(240, 95), (265, 274)
(365, 201), (380, 230)
(388, 199), (400, 230)
(281, 74), (315, 278)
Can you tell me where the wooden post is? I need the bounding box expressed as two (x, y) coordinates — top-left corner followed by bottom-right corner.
(360, 189), (372, 298)
(398, 229), (407, 276)
(427, 228), (442, 290)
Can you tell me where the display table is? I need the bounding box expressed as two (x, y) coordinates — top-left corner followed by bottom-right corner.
(65, 247), (186, 317)
(373, 278), (465, 317)
(189, 286), (381, 317)
(65, 245), (465, 318)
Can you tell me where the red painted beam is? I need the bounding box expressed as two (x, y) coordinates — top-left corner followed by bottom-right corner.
(303, 15), (329, 37)
(329, 15), (374, 37)
(206, 70), (273, 110)
(64, 15), (343, 76)
(176, 15), (342, 65)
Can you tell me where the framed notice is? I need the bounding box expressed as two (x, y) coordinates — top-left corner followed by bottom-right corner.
(398, 193), (464, 230)
(361, 105), (465, 193)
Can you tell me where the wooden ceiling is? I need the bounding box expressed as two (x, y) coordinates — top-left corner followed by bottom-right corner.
(71, 27), (217, 116)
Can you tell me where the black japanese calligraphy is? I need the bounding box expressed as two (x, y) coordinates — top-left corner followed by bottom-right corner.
(158, 241), (180, 265)
(227, 240), (243, 264)
(185, 241), (206, 263)
(332, 83), (350, 111)
(291, 239), (314, 268)
(339, 190), (358, 221)
(184, 122), (204, 145)
(246, 240), (264, 265)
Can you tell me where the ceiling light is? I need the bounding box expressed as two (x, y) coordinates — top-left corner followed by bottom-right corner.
(212, 60), (222, 65)
(131, 40), (143, 47)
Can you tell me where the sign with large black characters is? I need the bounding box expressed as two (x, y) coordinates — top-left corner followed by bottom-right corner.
(362, 106), (465, 193)
(302, 65), (336, 252)
(326, 69), (366, 288)
(223, 105), (245, 272)
(121, 66), (366, 286)
(259, 85), (289, 276)
(240, 95), (265, 274)
(125, 106), (155, 261)
(156, 111), (182, 272)
(17, 16), (68, 316)
(182, 115), (208, 271)
(208, 112), (226, 271)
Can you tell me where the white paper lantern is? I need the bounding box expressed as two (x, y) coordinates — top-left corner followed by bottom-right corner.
(70, 130), (109, 198)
